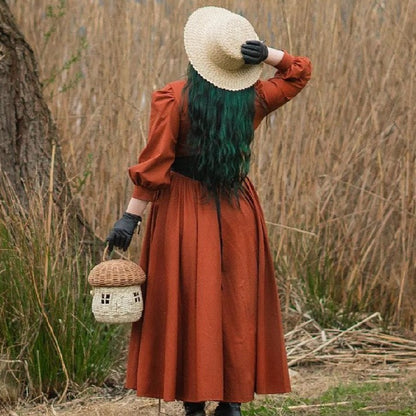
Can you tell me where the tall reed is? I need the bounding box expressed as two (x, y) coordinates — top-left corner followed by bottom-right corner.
(8, 0), (416, 329)
(0, 176), (126, 401)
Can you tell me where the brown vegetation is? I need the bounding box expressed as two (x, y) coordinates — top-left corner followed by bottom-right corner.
(8, 0), (416, 328)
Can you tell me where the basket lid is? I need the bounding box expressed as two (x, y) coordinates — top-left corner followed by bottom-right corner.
(88, 247), (146, 287)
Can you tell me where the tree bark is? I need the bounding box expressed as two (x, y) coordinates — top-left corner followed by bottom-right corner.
(0, 0), (98, 250)
(0, 0), (71, 208)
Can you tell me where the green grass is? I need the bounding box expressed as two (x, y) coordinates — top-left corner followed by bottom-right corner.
(242, 378), (416, 415)
(275, 240), (362, 330)
(0, 183), (127, 402)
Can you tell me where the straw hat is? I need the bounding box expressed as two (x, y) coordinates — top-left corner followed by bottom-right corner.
(184, 6), (263, 91)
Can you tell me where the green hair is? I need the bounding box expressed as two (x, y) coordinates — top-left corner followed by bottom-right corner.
(185, 64), (256, 200)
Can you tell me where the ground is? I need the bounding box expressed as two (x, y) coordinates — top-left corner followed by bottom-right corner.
(4, 363), (416, 415)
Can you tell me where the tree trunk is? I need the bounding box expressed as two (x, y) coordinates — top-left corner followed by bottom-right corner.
(0, 0), (72, 208)
(0, 0), (96, 245)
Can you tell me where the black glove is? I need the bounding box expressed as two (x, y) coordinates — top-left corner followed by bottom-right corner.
(241, 40), (269, 64)
(106, 212), (142, 252)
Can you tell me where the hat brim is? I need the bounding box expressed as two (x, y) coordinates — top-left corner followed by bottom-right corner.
(184, 7), (263, 91)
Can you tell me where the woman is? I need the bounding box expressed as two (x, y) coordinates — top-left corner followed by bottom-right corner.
(106, 6), (311, 416)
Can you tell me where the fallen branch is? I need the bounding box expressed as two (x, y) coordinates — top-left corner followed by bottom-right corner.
(288, 312), (382, 366)
(287, 401), (350, 410)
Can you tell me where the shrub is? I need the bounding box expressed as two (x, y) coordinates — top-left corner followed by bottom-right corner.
(0, 179), (127, 402)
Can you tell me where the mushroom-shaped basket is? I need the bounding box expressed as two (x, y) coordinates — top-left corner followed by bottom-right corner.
(88, 247), (146, 323)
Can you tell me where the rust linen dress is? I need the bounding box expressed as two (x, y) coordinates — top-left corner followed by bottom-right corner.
(125, 52), (311, 403)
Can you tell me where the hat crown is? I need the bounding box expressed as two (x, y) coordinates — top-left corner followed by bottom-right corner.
(209, 15), (257, 72)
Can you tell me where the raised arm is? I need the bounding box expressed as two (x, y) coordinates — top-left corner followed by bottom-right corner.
(241, 40), (311, 116)
(258, 48), (312, 115)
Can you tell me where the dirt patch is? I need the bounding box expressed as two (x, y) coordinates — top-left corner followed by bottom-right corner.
(5, 363), (414, 415)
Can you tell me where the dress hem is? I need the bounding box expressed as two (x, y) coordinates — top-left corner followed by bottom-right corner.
(124, 385), (292, 403)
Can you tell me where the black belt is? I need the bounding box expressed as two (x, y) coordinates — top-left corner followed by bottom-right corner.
(171, 155), (200, 180)
(171, 156), (224, 269)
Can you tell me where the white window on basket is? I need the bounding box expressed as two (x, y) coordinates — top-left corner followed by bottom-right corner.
(101, 293), (111, 304)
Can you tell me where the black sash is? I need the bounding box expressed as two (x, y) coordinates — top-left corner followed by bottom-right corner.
(171, 155), (200, 179)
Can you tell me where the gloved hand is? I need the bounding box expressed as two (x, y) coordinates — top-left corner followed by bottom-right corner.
(106, 212), (142, 252)
(241, 40), (269, 64)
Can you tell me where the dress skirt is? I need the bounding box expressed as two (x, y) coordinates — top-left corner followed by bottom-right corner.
(125, 171), (291, 402)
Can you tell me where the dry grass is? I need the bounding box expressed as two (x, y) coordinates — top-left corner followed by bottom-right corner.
(8, 0), (416, 327)
(6, 365), (416, 415)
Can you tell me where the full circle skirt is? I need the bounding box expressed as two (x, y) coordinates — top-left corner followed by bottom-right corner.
(125, 172), (291, 402)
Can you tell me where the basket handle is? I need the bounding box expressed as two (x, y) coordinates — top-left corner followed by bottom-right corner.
(103, 244), (111, 262)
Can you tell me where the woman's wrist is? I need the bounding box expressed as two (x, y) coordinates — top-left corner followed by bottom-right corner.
(264, 48), (284, 66)
(126, 197), (149, 217)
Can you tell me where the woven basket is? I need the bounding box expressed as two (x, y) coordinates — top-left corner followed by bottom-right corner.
(91, 285), (143, 323)
(88, 246), (146, 323)
(88, 246), (146, 287)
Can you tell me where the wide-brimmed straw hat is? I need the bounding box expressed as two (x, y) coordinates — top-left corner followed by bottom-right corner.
(184, 6), (263, 91)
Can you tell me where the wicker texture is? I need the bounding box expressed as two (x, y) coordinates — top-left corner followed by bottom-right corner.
(88, 247), (146, 287)
(91, 286), (143, 323)
(184, 6), (262, 91)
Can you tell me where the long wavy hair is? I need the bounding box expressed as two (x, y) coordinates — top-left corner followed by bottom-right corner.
(185, 64), (256, 200)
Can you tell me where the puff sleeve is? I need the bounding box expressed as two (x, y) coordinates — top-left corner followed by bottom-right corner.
(256, 52), (312, 117)
(128, 84), (180, 201)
